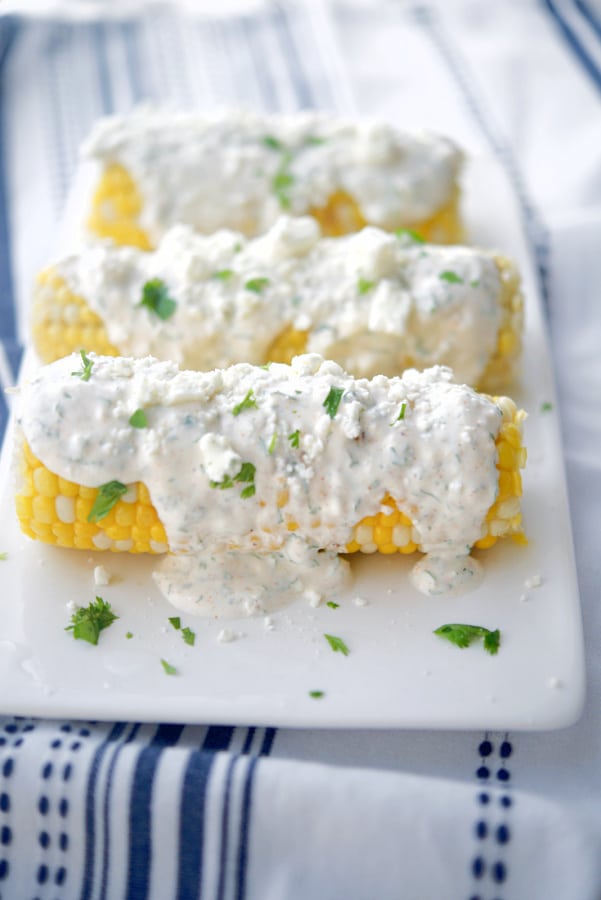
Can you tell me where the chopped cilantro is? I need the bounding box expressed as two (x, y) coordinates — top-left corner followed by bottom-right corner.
(434, 623), (500, 655)
(181, 626), (196, 646)
(273, 150), (294, 209)
(245, 277), (270, 294)
(288, 429), (300, 448)
(233, 243), (242, 253)
(262, 134), (283, 151)
(357, 278), (375, 295)
(66, 596), (118, 646)
(71, 349), (94, 382)
(326, 601), (339, 609)
(309, 690), (325, 699)
(232, 389), (258, 416)
(140, 278), (177, 320)
(439, 270), (464, 285)
(210, 462), (256, 499)
(168, 616), (181, 630)
(470, 279), (480, 288)
(305, 135), (325, 146)
(126, 631), (133, 640)
(160, 658), (178, 675)
(87, 481), (128, 523)
(0, 552), (7, 561)
(323, 386), (344, 419)
(212, 269), (234, 281)
(541, 401), (553, 413)
(129, 408), (148, 429)
(268, 432), (278, 454)
(396, 402), (407, 422)
(394, 227), (425, 244)
(324, 633), (350, 656)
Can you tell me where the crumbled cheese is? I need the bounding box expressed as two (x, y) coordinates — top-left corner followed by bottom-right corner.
(524, 574), (542, 589)
(93, 564), (111, 586)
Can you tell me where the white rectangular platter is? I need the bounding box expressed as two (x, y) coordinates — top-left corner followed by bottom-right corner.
(0, 155), (585, 730)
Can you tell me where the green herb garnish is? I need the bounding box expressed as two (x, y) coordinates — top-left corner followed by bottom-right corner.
(244, 277), (270, 294)
(394, 227), (425, 244)
(232, 389), (258, 416)
(396, 402), (407, 422)
(139, 278), (177, 320)
(263, 135), (283, 151)
(273, 149), (294, 209)
(469, 279), (480, 288)
(0, 552), (7, 561)
(210, 462), (256, 499)
(213, 269), (234, 281)
(126, 631), (133, 639)
(541, 401), (553, 413)
(324, 633), (350, 656)
(288, 430), (300, 448)
(87, 481), (128, 523)
(434, 623), (500, 655)
(161, 658), (178, 675)
(181, 627), (196, 646)
(323, 387), (344, 419)
(168, 616), (181, 630)
(309, 690), (325, 699)
(129, 409), (148, 429)
(357, 278), (375, 295)
(66, 596), (118, 646)
(268, 433), (278, 454)
(326, 601), (339, 609)
(71, 349), (94, 382)
(439, 270), (464, 285)
(305, 135), (325, 146)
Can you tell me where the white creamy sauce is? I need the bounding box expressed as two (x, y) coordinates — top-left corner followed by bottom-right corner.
(19, 354), (502, 613)
(57, 217), (501, 385)
(83, 108), (462, 239)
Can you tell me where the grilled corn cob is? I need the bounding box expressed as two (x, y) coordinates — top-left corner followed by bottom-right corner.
(15, 354), (526, 599)
(32, 218), (522, 391)
(82, 108), (464, 247)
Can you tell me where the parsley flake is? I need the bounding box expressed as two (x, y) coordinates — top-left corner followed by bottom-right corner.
(210, 462), (256, 499)
(129, 408), (148, 429)
(357, 278), (376, 295)
(0, 552), (7, 561)
(324, 633), (350, 656)
(394, 227), (425, 244)
(434, 623), (501, 655)
(541, 401), (553, 413)
(268, 433), (278, 454)
(326, 601), (339, 609)
(309, 690), (325, 699)
(213, 269), (234, 281)
(323, 386), (344, 419)
(66, 596), (118, 646)
(262, 134), (283, 151)
(168, 616), (181, 630)
(288, 430), (300, 448)
(232, 389), (258, 416)
(396, 402), (407, 422)
(439, 270), (464, 285)
(140, 278), (177, 320)
(245, 277), (270, 294)
(126, 631), (133, 640)
(71, 349), (94, 382)
(273, 150), (294, 209)
(161, 658), (178, 675)
(181, 626), (196, 646)
(87, 481), (128, 523)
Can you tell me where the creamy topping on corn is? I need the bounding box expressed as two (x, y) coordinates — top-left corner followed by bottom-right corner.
(18, 353), (503, 613)
(55, 218), (501, 385)
(82, 108), (462, 240)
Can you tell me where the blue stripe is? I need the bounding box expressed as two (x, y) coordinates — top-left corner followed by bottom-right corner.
(413, 4), (551, 312)
(0, 17), (21, 345)
(176, 725), (234, 900)
(575, 0), (601, 41)
(81, 722), (129, 900)
(216, 756), (238, 900)
(259, 728), (276, 756)
(542, 0), (601, 92)
(272, 6), (316, 109)
(92, 22), (114, 114)
(241, 728), (255, 755)
(126, 723), (185, 900)
(234, 756), (260, 900)
(99, 723), (142, 900)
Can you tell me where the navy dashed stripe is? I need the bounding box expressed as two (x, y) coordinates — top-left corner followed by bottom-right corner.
(542, 0), (601, 93)
(234, 755), (260, 900)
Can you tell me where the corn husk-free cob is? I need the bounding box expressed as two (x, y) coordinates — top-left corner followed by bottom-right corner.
(33, 218), (522, 392)
(16, 353), (526, 601)
(82, 108), (464, 248)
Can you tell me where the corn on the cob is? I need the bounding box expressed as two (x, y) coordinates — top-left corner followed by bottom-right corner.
(32, 219), (522, 391)
(15, 354), (526, 598)
(81, 108), (464, 247)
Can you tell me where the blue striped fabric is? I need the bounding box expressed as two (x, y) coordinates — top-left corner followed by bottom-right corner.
(542, 0), (601, 93)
